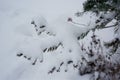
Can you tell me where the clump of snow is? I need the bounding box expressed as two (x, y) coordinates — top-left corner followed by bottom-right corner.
(31, 16), (48, 35)
(17, 37), (43, 63)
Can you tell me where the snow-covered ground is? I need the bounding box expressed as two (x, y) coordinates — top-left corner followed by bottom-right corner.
(0, 0), (115, 80)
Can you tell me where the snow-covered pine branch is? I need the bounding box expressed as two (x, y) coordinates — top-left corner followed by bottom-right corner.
(16, 12), (97, 73)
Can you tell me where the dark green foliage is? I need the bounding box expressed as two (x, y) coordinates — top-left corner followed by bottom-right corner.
(17, 53), (23, 57)
(79, 30), (90, 39)
(83, 0), (120, 12)
(104, 38), (120, 53)
(83, 0), (109, 12)
(82, 0), (120, 32)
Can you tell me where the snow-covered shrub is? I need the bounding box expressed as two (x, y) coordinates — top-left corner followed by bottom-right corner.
(16, 13), (97, 72)
(79, 32), (120, 80)
(80, 1), (120, 79)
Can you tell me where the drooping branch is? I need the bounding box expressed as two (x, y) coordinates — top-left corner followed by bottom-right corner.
(67, 17), (89, 27)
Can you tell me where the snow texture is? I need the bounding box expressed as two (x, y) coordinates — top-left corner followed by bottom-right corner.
(0, 0), (115, 80)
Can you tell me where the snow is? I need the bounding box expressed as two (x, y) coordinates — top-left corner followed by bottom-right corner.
(0, 0), (115, 80)
(0, 0), (87, 80)
(24, 12), (98, 68)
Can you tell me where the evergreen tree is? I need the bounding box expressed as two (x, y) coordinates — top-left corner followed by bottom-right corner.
(78, 0), (120, 80)
(83, 0), (120, 58)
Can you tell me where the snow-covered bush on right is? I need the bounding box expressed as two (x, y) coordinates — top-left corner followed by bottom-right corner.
(79, 32), (120, 80)
(78, 0), (120, 80)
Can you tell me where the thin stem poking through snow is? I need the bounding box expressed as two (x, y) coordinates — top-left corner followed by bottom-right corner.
(71, 21), (88, 27)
